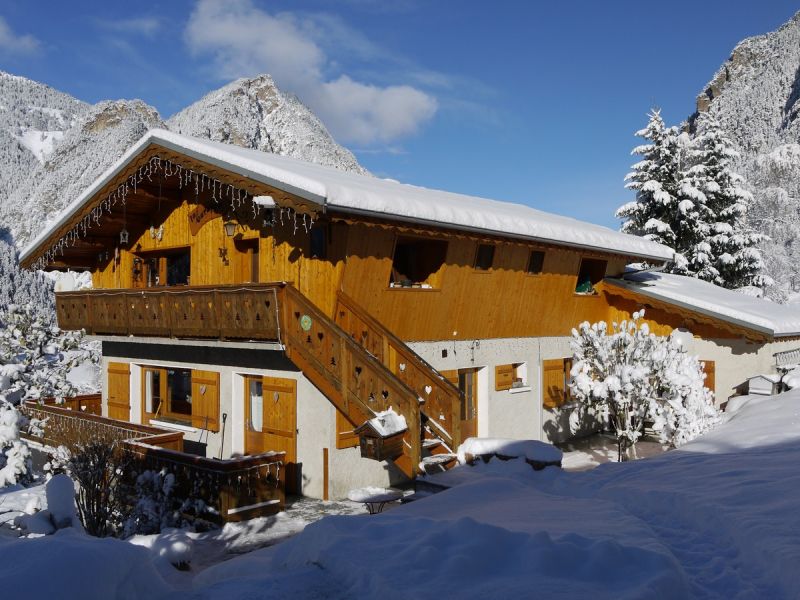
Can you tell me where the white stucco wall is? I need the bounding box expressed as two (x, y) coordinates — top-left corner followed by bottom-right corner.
(101, 353), (396, 500)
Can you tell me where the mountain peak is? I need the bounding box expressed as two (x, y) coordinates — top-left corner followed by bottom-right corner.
(168, 74), (368, 176)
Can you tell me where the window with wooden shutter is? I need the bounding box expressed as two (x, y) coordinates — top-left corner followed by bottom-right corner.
(107, 362), (131, 422)
(495, 364), (515, 391)
(336, 410), (360, 449)
(191, 370), (220, 432)
(702, 360), (715, 394)
(542, 358), (572, 409)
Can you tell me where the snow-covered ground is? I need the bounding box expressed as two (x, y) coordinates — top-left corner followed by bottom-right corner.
(2, 391), (800, 598)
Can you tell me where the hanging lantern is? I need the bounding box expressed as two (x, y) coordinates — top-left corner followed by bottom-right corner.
(223, 220), (237, 237)
(119, 228), (129, 246)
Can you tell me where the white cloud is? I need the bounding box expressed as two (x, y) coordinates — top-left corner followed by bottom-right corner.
(0, 16), (41, 56)
(95, 17), (163, 37)
(184, 0), (437, 145)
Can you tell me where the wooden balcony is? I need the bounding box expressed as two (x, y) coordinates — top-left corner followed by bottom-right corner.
(56, 283), (283, 341)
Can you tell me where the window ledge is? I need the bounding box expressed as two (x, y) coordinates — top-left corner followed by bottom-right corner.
(386, 286), (440, 292)
(508, 386), (532, 394)
(149, 419), (197, 433)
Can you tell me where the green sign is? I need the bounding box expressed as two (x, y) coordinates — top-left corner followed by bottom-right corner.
(300, 314), (313, 331)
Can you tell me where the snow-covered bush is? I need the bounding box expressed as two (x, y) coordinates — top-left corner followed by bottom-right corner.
(0, 400), (32, 486)
(69, 441), (131, 537)
(0, 303), (94, 405)
(123, 469), (179, 538)
(569, 311), (719, 461)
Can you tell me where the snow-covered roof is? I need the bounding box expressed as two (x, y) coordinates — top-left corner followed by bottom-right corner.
(606, 270), (800, 338)
(20, 129), (675, 264)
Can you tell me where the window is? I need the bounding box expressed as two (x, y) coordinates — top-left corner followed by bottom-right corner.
(542, 358), (573, 409)
(248, 377), (264, 432)
(575, 258), (607, 294)
(527, 250), (545, 275)
(310, 225), (327, 260)
(136, 248), (191, 288)
(474, 244), (495, 271)
(495, 362), (528, 391)
(142, 366), (193, 425)
(389, 236), (448, 288)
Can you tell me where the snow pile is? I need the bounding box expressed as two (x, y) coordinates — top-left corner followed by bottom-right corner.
(456, 437), (562, 465)
(783, 368), (800, 390)
(0, 400), (30, 487)
(346, 487), (402, 503)
(363, 408), (407, 437)
(0, 529), (170, 599)
(13, 474), (81, 535)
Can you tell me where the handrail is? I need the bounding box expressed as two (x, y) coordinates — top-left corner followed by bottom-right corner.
(279, 285), (423, 475)
(335, 290), (462, 450)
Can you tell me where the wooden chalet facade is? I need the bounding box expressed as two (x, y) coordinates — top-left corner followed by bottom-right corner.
(20, 129), (800, 500)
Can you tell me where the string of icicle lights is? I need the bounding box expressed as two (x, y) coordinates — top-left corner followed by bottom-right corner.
(33, 155), (315, 271)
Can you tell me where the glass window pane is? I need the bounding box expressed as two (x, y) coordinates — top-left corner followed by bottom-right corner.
(145, 370), (161, 415)
(249, 379), (263, 432)
(168, 369), (192, 415)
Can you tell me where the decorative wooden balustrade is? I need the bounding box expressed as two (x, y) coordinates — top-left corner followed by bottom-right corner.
(334, 291), (463, 452)
(21, 400), (284, 522)
(56, 284), (281, 341)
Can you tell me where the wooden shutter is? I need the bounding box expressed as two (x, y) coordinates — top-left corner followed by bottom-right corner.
(495, 364), (515, 391)
(191, 370), (220, 431)
(542, 358), (568, 409)
(440, 370), (459, 388)
(107, 362), (131, 421)
(702, 360), (716, 394)
(336, 410), (360, 449)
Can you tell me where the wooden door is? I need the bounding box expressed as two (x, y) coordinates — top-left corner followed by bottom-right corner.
(235, 239), (259, 283)
(441, 368), (478, 440)
(107, 362), (131, 421)
(245, 376), (298, 493)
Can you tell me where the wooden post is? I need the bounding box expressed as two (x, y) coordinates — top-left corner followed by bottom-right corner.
(323, 447), (329, 501)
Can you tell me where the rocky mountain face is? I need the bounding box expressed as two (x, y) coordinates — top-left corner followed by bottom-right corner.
(168, 75), (367, 176)
(0, 73), (367, 248)
(691, 11), (800, 298)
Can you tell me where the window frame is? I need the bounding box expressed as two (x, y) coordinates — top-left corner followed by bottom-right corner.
(575, 257), (608, 295)
(141, 366), (194, 426)
(527, 250), (546, 275)
(473, 243), (495, 272)
(388, 234), (448, 290)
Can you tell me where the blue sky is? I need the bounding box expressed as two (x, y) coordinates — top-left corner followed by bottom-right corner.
(1, 1), (798, 228)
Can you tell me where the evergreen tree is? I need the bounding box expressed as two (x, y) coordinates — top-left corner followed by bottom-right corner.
(619, 110), (767, 289)
(692, 113), (769, 288)
(617, 110), (684, 250)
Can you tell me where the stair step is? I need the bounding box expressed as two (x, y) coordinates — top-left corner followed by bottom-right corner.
(421, 453), (457, 465)
(423, 439), (442, 449)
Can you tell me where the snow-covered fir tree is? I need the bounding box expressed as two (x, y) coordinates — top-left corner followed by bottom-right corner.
(618, 110), (766, 289)
(690, 113), (768, 288)
(0, 230), (55, 323)
(569, 311), (719, 461)
(617, 110), (687, 251)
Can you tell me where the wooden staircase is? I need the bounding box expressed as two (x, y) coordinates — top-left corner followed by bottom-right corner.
(276, 285), (463, 478)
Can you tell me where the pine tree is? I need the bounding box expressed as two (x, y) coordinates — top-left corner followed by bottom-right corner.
(619, 110), (768, 289)
(692, 113), (769, 289)
(617, 110), (684, 250)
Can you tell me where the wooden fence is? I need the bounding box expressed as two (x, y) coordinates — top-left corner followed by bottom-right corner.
(21, 400), (284, 522)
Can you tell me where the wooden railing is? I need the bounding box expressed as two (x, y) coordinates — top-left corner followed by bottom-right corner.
(279, 285), (422, 476)
(21, 401), (284, 522)
(35, 393), (102, 415)
(56, 284), (281, 341)
(335, 291), (463, 451)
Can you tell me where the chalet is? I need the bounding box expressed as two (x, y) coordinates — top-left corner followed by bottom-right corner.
(19, 129), (800, 501)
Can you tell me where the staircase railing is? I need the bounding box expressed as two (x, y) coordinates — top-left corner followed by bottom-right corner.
(334, 290), (463, 451)
(277, 285), (423, 476)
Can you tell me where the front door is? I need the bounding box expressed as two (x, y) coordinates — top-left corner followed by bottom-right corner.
(245, 376), (298, 493)
(442, 368), (479, 439)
